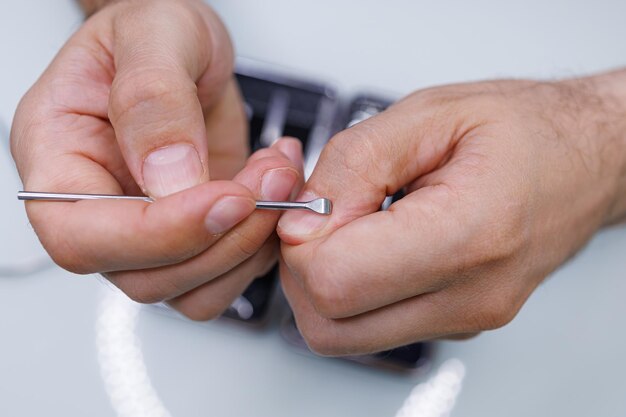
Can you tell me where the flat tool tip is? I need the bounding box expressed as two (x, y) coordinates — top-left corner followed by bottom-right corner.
(306, 198), (332, 215)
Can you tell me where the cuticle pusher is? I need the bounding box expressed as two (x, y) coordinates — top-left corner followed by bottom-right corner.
(17, 191), (332, 215)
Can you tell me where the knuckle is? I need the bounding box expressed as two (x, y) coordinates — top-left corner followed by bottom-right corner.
(406, 86), (474, 120)
(243, 154), (299, 183)
(148, 230), (201, 266)
(406, 85), (496, 131)
(223, 227), (264, 264)
(409, 87), (459, 107)
(111, 272), (168, 304)
(409, 82), (495, 108)
(109, 70), (194, 121)
(303, 334), (341, 357)
(471, 295), (518, 331)
(26, 204), (96, 275)
(123, 286), (163, 305)
(297, 317), (345, 357)
(247, 147), (279, 163)
(303, 261), (352, 319)
(175, 302), (227, 322)
(324, 123), (404, 195)
(47, 247), (92, 275)
(134, 211), (203, 267)
(325, 130), (380, 182)
(305, 281), (341, 319)
(39, 228), (95, 275)
(290, 242), (356, 319)
(468, 203), (526, 266)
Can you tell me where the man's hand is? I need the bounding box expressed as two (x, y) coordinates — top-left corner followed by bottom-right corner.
(278, 72), (626, 355)
(11, 0), (303, 320)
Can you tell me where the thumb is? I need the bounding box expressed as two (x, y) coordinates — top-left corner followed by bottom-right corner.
(108, 2), (230, 198)
(277, 95), (462, 244)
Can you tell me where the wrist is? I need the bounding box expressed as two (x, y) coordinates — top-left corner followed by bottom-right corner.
(557, 70), (626, 226)
(590, 70), (626, 225)
(584, 70), (626, 225)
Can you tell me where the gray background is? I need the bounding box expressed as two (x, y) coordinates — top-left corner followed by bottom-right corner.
(1, 1), (625, 416)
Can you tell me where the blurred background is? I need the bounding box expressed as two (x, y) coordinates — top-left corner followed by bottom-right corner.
(1, 1), (625, 416)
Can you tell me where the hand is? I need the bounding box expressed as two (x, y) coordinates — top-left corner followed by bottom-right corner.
(11, 0), (304, 319)
(277, 73), (626, 355)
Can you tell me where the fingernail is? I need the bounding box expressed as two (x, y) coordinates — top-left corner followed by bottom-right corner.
(261, 168), (298, 200)
(143, 143), (203, 198)
(275, 138), (303, 168)
(277, 191), (329, 239)
(204, 196), (255, 235)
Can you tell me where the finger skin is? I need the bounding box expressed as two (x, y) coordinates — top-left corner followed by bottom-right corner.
(280, 128), (537, 320)
(279, 186), (472, 319)
(26, 179), (255, 274)
(277, 93), (469, 244)
(278, 76), (626, 356)
(204, 77), (249, 180)
(166, 236), (278, 320)
(280, 259), (525, 356)
(11, 0), (240, 189)
(103, 146), (301, 303)
(11, 0), (282, 309)
(107, 0), (237, 196)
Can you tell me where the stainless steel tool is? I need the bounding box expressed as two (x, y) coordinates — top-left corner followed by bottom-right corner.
(17, 191), (332, 215)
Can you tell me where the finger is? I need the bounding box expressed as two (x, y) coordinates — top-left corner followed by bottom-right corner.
(280, 180), (492, 319)
(102, 143), (302, 301)
(203, 78), (248, 180)
(166, 237), (278, 319)
(11, 30), (122, 192)
(277, 93), (473, 244)
(275, 138), (305, 199)
(108, 1), (235, 197)
(280, 260), (450, 355)
(274, 137), (305, 173)
(26, 177), (255, 274)
(280, 261), (495, 356)
(247, 137), (303, 167)
(282, 129), (532, 320)
(245, 137), (305, 198)
(26, 140), (298, 274)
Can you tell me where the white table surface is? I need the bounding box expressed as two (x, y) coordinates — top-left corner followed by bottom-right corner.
(1, 1), (625, 416)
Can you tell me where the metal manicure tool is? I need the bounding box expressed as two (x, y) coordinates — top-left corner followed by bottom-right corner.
(17, 191), (332, 215)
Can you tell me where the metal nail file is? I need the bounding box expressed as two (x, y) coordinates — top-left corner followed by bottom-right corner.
(17, 191), (332, 215)
(254, 199), (332, 215)
(17, 191), (155, 203)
